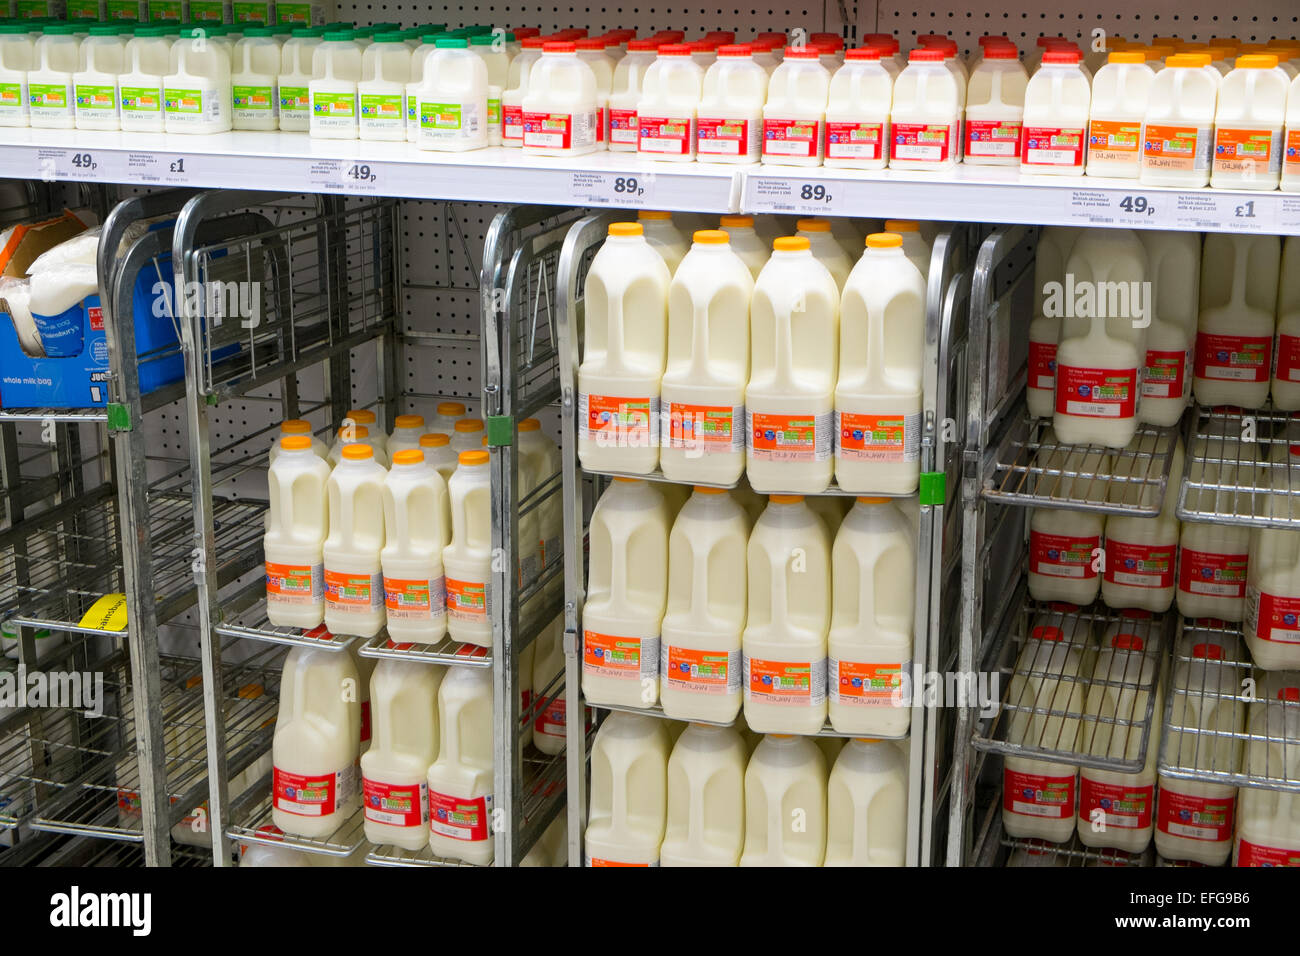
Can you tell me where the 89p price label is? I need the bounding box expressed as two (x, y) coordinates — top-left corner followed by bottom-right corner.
(748, 175), (843, 215)
(569, 171), (657, 207)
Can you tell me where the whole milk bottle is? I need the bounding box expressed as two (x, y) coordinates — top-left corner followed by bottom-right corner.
(1101, 437), (1183, 612)
(1026, 226), (1083, 418)
(739, 734), (827, 866)
(1026, 434), (1110, 605)
(264, 435), (331, 629)
(745, 236), (839, 494)
(584, 711), (670, 866)
(1177, 414), (1251, 620)
(824, 46), (892, 170)
(742, 494), (831, 734)
(824, 737), (908, 866)
(659, 723), (746, 866)
(1244, 452), (1300, 670)
(695, 44), (767, 163)
(443, 450), (492, 647)
(659, 229), (753, 485)
(1193, 233), (1280, 408)
(381, 448), (449, 644)
(1272, 237), (1300, 409)
(760, 46), (829, 166)
(1234, 678), (1300, 866)
(1136, 230), (1200, 426)
(426, 666), (493, 864)
(323, 444), (387, 639)
(532, 615), (570, 755)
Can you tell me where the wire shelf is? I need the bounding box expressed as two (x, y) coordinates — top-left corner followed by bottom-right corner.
(972, 593), (1170, 773)
(593, 699), (912, 741)
(0, 408), (109, 423)
(366, 843), (475, 867)
(213, 605), (362, 653)
(581, 466), (916, 498)
(358, 633), (493, 667)
(1002, 834), (1150, 867)
(1177, 404), (1300, 529)
(983, 414), (1178, 515)
(227, 799), (367, 858)
(1158, 618), (1300, 794)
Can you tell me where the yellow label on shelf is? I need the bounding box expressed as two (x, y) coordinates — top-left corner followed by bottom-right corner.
(78, 593), (128, 632)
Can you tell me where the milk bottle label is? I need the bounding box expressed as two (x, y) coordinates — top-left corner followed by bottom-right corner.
(890, 122), (953, 163)
(662, 402), (744, 454)
(1244, 586), (1300, 644)
(1028, 342), (1057, 391)
(580, 392), (660, 449)
(487, 96), (501, 131)
(360, 93), (404, 127)
(966, 119), (1022, 158)
(503, 104), (524, 141)
(743, 654), (827, 706)
(608, 108), (638, 144)
(165, 86), (222, 122)
(762, 118), (822, 158)
(1238, 840), (1300, 866)
(535, 697), (567, 738)
(1212, 128), (1283, 177)
(446, 577), (490, 621)
(121, 86), (163, 115)
(30, 82), (73, 119)
(311, 91), (356, 126)
(1003, 767), (1075, 819)
(660, 643), (741, 695)
(826, 121), (886, 160)
(747, 410), (832, 462)
(428, 791), (492, 842)
(1078, 777), (1153, 829)
(1195, 334), (1271, 382)
(697, 117), (759, 157)
(75, 84), (118, 114)
(273, 764), (358, 816)
(384, 575), (447, 621)
(234, 84), (277, 118)
(1142, 124), (1213, 173)
(279, 86), (309, 117)
(1179, 550), (1248, 598)
(1104, 541), (1175, 589)
(1143, 347), (1192, 399)
(0, 81), (27, 119)
(1021, 126), (1085, 167)
(1286, 132), (1300, 179)
(420, 101), (481, 139)
(266, 561), (325, 605)
(362, 778), (429, 828)
(1029, 530), (1100, 580)
(325, 570), (383, 612)
(828, 658), (909, 707)
(1156, 790), (1234, 841)
(835, 411), (920, 463)
(1054, 365), (1138, 418)
(587, 856), (656, 866)
(583, 630), (658, 682)
(638, 115), (694, 154)
(1275, 335), (1300, 383)
(1088, 119), (1142, 165)
(522, 108), (597, 149)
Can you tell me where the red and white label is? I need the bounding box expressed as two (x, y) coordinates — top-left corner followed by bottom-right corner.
(743, 654), (826, 706)
(1276, 334), (1300, 384)
(1286, 130), (1300, 180)
(1237, 839), (1300, 867)
(608, 107), (637, 144)
(890, 121), (952, 163)
(324, 569), (382, 611)
(638, 114), (693, 154)
(1029, 530), (1099, 580)
(266, 561), (323, 605)
(1104, 539), (1175, 590)
(445, 577), (488, 621)
(660, 644), (741, 696)
(534, 695), (567, 739)
(1178, 550), (1248, 599)
(1054, 364), (1138, 419)
(384, 575), (446, 621)
(1195, 334), (1271, 383)
(747, 409), (832, 462)
(1021, 125), (1085, 168)
(966, 119), (1021, 158)
(272, 765), (356, 817)
(762, 117), (821, 158)
(88, 306), (105, 330)
(829, 659), (908, 707)
(523, 109), (596, 150)
(579, 392), (658, 448)
(1157, 789), (1235, 842)
(363, 778), (428, 829)
(428, 791), (491, 842)
(1079, 776), (1153, 829)
(1245, 587), (1300, 645)
(1028, 340), (1057, 392)
(662, 401), (743, 454)
(1003, 767), (1075, 819)
(835, 410), (920, 463)
(502, 103), (523, 141)
(825, 120), (885, 161)
(696, 116), (758, 157)
(583, 630), (658, 681)
(1143, 347), (1192, 400)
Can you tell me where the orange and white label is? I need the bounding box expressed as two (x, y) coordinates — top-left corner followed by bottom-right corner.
(429, 791), (491, 842)
(273, 764), (356, 817)
(1157, 789), (1234, 842)
(1004, 767), (1075, 820)
(762, 117), (821, 158)
(363, 778), (428, 829)
(966, 119), (1021, 158)
(743, 654), (826, 706)
(445, 577), (488, 621)
(1021, 125), (1085, 167)
(587, 856), (655, 866)
(660, 643), (741, 696)
(1213, 126), (1282, 176)
(1142, 347), (1192, 400)
(583, 630), (658, 681)
(826, 120), (886, 161)
(829, 659), (908, 707)
(608, 107), (637, 144)
(266, 561), (323, 605)
(638, 114), (694, 154)
(662, 401), (743, 454)
(579, 392), (658, 448)
(324, 569), (382, 611)
(1087, 118), (1142, 165)
(1142, 123), (1212, 172)
(835, 410), (920, 463)
(696, 116), (759, 156)
(747, 410), (831, 462)
(384, 575), (446, 621)
(890, 122), (952, 163)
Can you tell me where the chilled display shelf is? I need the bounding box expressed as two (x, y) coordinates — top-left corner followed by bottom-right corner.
(0, 379), (190, 425)
(971, 592), (1170, 773)
(1158, 618), (1300, 794)
(1177, 404), (1300, 530)
(213, 603), (359, 652)
(594, 699), (912, 741)
(227, 799), (367, 858)
(1002, 834), (1149, 867)
(983, 414), (1178, 516)
(358, 633), (493, 667)
(582, 465), (915, 498)
(366, 843), (474, 867)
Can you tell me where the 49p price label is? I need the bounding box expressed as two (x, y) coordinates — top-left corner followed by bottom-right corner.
(38, 147), (120, 183)
(307, 158), (382, 194)
(569, 171), (657, 207)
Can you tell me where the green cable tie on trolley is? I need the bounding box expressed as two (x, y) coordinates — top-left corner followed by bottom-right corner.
(486, 415), (514, 446)
(918, 471), (945, 506)
(106, 402), (131, 432)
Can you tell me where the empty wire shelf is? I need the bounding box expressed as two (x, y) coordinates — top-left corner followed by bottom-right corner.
(580, 466), (916, 498)
(227, 799), (366, 859)
(1002, 834), (1150, 867)
(365, 844), (476, 867)
(1178, 404), (1300, 529)
(592, 699), (912, 740)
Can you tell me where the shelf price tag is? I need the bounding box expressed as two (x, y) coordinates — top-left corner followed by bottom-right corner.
(1280, 196), (1300, 233)
(748, 175), (842, 215)
(1063, 188), (1165, 227)
(1171, 191), (1277, 232)
(123, 151), (195, 185)
(569, 171), (656, 207)
(307, 158), (382, 194)
(37, 147), (118, 183)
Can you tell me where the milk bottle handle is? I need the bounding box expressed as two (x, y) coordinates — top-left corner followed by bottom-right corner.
(609, 748), (629, 829)
(608, 523), (630, 608)
(1227, 237), (1249, 314)
(688, 531), (713, 623)
(774, 291), (796, 387)
(688, 297), (711, 381)
(606, 270), (628, 374)
(865, 287), (887, 385)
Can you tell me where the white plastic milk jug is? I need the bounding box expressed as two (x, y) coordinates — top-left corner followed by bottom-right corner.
(382, 449), (449, 644)
(889, 48), (960, 170)
(696, 44), (767, 163)
(1234, 681), (1300, 866)
(638, 210), (689, 273)
(824, 47), (892, 169)
(1193, 232), (1280, 408)
(1019, 48), (1090, 175)
(276, 27), (320, 132)
(308, 29), (360, 138)
(427, 665), (494, 865)
(1275, 237), (1300, 410)
(964, 43), (1027, 165)
(0, 24), (34, 128)
(659, 723), (746, 866)
(415, 37), (487, 151)
(1085, 52), (1155, 178)
(521, 40), (598, 156)
(1140, 54), (1219, 188)
(387, 414), (426, 457)
(606, 38), (655, 149)
(739, 734), (827, 866)
(1137, 230), (1200, 426)
(1027, 441), (1110, 605)
(230, 26), (280, 130)
(1027, 226), (1083, 419)
(28, 25), (79, 129)
(264, 435), (331, 629)
(323, 444), (387, 639)
(73, 24), (126, 130)
(443, 450), (492, 647)
(636, 44), (701, 161)
(1101, 438), (1183, 612)
(824, 738), (908, 866)
(717, 214), (769, 278)
(796, 218), (852, 292)
(761, 46), (829, 166)
(357, 31), (408, 140)
(584, 711), (670, 866)
(1211, 54), (1288, 191)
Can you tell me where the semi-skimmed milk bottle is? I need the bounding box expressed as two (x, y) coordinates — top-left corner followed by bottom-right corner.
(1234, 680), (1300, 866)
(230, 26), (280, 130)
(522, 40), (598, 156)
(696, 44), (767, 163)
(636, 43), (701, 161)
(1244, 458), (1300, 671)
(277, 27), (321, 132)
(443, 450), (492, 647)
(264, 435), (331, 629)
(1027, 226), (1083, 418)
(1211, 53), (1288, 191)
(307, 28), (360, 138)
(835, 233), (926, 496)
(584, 711), (670, 866)
(824, 46), (892, 169)
(1140, 53), (1219, 188)
(381, 449), (449, 644)
(577, 221), (672, 475)
(889, 48), (960, 170)
(427, 665), (493, 865)
(360, 659), (443, 850)
(500, 35), (542, 146)
(963, 41), (1027, 165)
(28, 25), (79, 129)
(1193, 233), (1280, 408)
(659, 229), (753, 485)
(828, 498), (914, 737)
(73, 24), (126, 131)
(1027, 436), (1110, 605)
(116, 25), (171, 132)
(742, 495), (831, 734)
(739, 734), (827, 866)
(323, 444), (387, 639)
(415, 37), (487, 151)
(356, 30), (408, 140)
(1086, 51), (1155, 178)
(659, 723), (746, 866)
(162, 26), (234, 133)
(582, 478), (670, 708)
(1019, 47), (1090, 175)
(575, 37), (613, 145)
(746, 236), (839, 494)
(824, 737), (908, 865)
(0, 24), (33, 128)
(1276, 238), (1300, 410)
(272, 644), (361, 838)
(659, 488), (748, 723)
(1137, 230), (1199, 426)
(761, 45), (829, 166)
(796, 218), (852, 292)
(1101, 438), (1183, 612)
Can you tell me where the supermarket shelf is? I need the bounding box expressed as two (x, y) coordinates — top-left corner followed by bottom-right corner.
(1158, 618), (1300, 794)
(594, 699), (912, 741)
(583, 465), (915, 498)
(366, 843), (476, 867)
(1002, 834), (1150, 868)
(213, 602), (359, 652)
(983, 415), (1178, 516)
(0, 379), (189, 425)
(1178, 404), (1300, 529)
(227, 799), (367, 858)
(357, 633), (493, 667)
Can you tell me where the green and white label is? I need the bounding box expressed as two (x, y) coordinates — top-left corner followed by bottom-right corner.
(147, 0), (181, 19)
(75, 84), (117, 111)
(29, 83), (70, 110)
(487, 97), (501, 124)
(360, 93), (402, 122)
(164, 87), (203, 114)
(15, 1), (53, 18)
(233, 84), (274, 110)
(276, 2), (311, 24)
(66, 0), (101, 17)
(311, 90), (355, 118)
(0, 82), (27, 114)
(189, 0), (224, 21)
(232, 1), (270, 21)
(106, 0), (142, 19)
(121, 85), (162, 112)
(279, 85), (308, 112)
(420, 101), (461, 130)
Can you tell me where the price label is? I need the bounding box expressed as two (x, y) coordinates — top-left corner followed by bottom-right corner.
(747, 175), (843, 214)
(1173, 191), (1277, 232)
(307, 159), (382, 194)
(569, 171), (657, 207)
(124, 152), (195, 185)
(37, 147), (119, 182)
(1063, 189), (1165, 226)
(1279, 196), (1300, 233)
